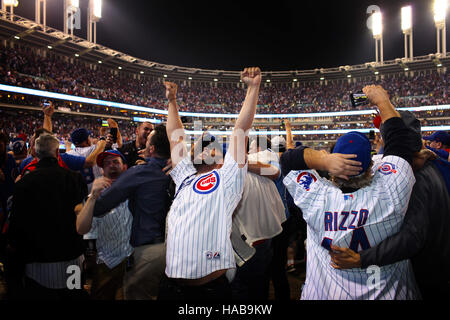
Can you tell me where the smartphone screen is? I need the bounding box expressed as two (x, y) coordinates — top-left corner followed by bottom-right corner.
(101, 120), (108, 127)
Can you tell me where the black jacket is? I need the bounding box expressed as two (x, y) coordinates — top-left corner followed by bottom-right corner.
(118, 140), (145, 169)
(8, 157), (87, 263)
(360, 160), (450, 289)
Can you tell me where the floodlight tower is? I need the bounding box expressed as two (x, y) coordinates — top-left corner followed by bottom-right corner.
(64, 0), (79, 36)
(434, 0), (448, 55)
(35, 0), (47, 31)
(402, 6), (413, 60)
(372, 11), (384, 64)
(88, 0), (102, 43)
(2, 0), (19, 21)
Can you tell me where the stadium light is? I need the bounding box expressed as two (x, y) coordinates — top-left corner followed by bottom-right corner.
(434, 0), (447, 55)
(434, 0), (448, 23)
(372, 12), (382, 37)
(402, 6), (414, 60)
(93, 0), (102, 18)
(401, 6), (412, 31)
(2, 0), (18, 20)
(372, 11), (384, 63)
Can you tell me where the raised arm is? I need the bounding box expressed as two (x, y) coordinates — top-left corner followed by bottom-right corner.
(363, 85), (400, 123)
(42, 101), (55, 133)
(75, 177), (112, 235)
(364, 85), (417, 165)
(228, 67), (262, 165)
(83, 139), (106, 168)
(107, 118), (123, 149)
(165, 81), (187, 167)
(285, 119), (295, 150)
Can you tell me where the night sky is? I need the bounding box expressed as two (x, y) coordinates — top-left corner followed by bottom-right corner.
(13, 0), (449, 71)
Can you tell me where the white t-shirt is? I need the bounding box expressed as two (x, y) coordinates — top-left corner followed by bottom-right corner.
(233, 149), (286, 245)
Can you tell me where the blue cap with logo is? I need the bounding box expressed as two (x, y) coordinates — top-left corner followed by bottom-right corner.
(333, 131), (371, 176)
(423, 131), (450, 146)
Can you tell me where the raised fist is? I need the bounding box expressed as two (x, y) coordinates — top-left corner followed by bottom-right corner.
(164, 81), (178, 101)
(42, 101), (55, 117)
(241, 67), (262, 88)
(107, 118), (118, 128)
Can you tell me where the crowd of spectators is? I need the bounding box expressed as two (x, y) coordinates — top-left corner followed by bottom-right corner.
(0, 45), (448, 115)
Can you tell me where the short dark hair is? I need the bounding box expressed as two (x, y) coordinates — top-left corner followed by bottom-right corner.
(149, 124), (170, 158)
(0, 132), (9, 145)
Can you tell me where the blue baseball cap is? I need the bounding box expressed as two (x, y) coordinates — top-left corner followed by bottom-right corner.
(96, 150), (127, 168)
(70, 128), (91, 145)
(333, 131), (371, 176)
(423, 131), (450, 146)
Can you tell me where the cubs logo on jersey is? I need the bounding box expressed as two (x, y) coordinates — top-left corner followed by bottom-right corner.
(205, 251), (221, 259)
(296, 172), (317, 191)
(193, 171), (220, 194)
(378, 162), (397, 175)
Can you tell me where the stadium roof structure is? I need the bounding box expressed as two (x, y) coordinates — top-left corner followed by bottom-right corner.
(0, 13), (449, 83)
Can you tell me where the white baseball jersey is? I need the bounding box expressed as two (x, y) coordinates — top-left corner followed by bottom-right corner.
(283, 155), (421, 300)
(166, 151), (247, 279)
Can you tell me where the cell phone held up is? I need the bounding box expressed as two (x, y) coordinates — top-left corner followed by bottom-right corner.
(110, 127), (118, 143)
(350, 91), (369, 108)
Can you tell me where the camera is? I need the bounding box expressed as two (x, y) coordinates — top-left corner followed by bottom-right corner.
(110, 127), (118, 143)
(42, 99), (50, 107)
(350, 91), (369, 107)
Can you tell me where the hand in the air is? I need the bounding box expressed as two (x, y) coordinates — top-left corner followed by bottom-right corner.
(362, 85), (390, 108)
(241, 67), (262, 88)
(164, 81), (178, 101)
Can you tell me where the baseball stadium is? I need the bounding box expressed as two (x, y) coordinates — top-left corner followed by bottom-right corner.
(0, 0), (449, 308)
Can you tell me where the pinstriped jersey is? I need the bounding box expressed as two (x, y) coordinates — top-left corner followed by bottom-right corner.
(88, 200), (134, 269)
(284, 155), (420, 300)
(166, 152), (247, 279)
